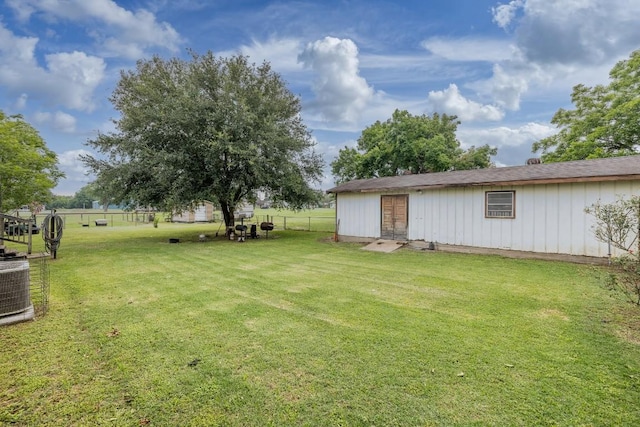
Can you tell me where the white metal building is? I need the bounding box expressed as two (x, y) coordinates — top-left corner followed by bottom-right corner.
(327, 156), (640, 258)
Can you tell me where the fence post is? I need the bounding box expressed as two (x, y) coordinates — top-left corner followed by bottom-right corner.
(49, 213), (57, 260)
(27, 219), (33, 254)
(284, 216), (287, 230)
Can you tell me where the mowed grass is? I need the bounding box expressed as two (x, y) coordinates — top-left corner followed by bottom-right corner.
(1, 222), (640, 426)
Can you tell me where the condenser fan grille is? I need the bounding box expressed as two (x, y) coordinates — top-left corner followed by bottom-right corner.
(0, 260), (31, 316)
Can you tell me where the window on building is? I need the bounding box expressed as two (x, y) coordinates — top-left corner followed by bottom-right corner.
(486, 191), (515, 218)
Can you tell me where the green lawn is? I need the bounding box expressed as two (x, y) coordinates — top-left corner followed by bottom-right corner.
(1, 222), (639, 426)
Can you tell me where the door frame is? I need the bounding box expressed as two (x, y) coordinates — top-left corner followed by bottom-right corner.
(380, 194), (408, 240)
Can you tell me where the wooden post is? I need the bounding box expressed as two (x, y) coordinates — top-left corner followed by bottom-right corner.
(636, 199), (640, 263)
(0, 216), (4, 242)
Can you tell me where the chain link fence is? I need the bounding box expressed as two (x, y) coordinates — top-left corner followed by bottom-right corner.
(30, 211), (336, 233)
(251, 215), (335, 232)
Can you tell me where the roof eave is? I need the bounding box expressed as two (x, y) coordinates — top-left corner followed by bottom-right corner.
(330, 174), (640, 194)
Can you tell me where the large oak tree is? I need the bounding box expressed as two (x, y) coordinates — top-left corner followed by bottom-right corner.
(0, 110), (63, 213)
(532, 50), (640, 162)
(331, 109), (496, 184)
(83, 52), (323, 227)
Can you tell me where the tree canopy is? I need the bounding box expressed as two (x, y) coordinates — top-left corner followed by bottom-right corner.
(83, 52), (323, 226)
(331, 109), (496, 184)
(0, 111), (63, 213)
(532, 50), (640, 162)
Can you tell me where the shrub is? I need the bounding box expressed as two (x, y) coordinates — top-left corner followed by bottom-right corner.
(586, 196), (640, 306)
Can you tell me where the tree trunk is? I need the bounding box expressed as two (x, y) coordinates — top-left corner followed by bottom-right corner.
(219, 201), (235, 236)
(637, 199), (640, 257)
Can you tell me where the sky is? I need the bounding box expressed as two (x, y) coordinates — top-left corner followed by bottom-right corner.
(1, 0), (639, 195)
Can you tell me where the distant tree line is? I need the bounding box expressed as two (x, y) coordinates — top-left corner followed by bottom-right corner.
(48, 184), (99, 210)
(46, 185), (333, 212)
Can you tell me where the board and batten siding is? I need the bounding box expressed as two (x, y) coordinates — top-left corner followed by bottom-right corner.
(335, 180), (640, 257)
(336, 192), (381, 238)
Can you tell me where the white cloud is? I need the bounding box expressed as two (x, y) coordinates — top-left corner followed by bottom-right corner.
(45, 52), (106, 110)
(485, 62), (547, 111)
(421, 37), (515, 62)
(5, 0), (35, 22)
(14, 93), (28, 110)
(0, 23), (39, 67)
(427, 84), (504, 122)
(6, 0), (183, 59)
(57, 149), (93, 181)
(494, 0), (640, 66)
(33, 111), (77, 133)
(310, 135), (359, 189)
(459, 122), (556, 148)
(298, 37), (374, 123)
(491, 0), (525, 29)
(227, 37), (305, 73)
(53, 149), (94, 194)
(0, 24), (106, 112)
(474, 0), (640, 112)
(457, 121), (557, 166)
(486, 64), (526, 110)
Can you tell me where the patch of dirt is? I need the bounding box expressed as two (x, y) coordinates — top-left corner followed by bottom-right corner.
(534, 308), (570, 321)
(106, 328), (120, 337)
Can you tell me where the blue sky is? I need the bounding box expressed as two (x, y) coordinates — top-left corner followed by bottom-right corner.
(1, 0), (639, 194)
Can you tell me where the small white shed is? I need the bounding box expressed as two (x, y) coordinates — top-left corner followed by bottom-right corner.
(171, 201), (215, 223)
(328, 156), (640, 259)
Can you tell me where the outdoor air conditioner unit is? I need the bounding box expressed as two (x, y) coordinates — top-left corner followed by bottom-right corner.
(0, 260), (34, 325)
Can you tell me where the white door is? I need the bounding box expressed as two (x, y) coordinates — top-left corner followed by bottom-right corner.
(194, 205), (207, 222)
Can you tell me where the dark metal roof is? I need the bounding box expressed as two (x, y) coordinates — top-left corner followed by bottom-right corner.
(327, 155), (640, 193)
